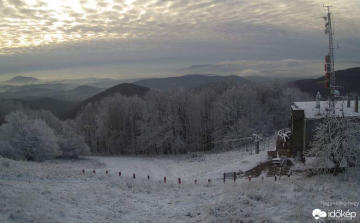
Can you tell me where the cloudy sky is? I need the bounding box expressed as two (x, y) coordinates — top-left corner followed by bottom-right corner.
(0, 0), (359, 81)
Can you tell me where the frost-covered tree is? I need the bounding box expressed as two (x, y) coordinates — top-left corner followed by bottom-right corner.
(0, 111), (60, 161)
(74, 81), (310, 155)
(305, 103), (360, 175)
(74, 103), (98, 152)
(58, 122), (91, 158)
(0, 109), (90, 161)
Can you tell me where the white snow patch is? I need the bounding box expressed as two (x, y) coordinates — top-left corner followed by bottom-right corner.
(1, 151), (359, 223)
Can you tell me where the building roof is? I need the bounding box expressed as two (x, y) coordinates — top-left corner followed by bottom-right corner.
(292, 100), (360, 119)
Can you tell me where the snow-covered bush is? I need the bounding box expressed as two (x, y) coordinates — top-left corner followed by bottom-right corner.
(0, 110), (90, 161)
(0, 140), (22, 160)
(0, 111), (60, 161)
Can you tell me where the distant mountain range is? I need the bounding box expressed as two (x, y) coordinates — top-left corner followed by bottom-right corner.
(133, 74), (248, 90)
(290, 67), (360, 96)
(60, 83), (150, 119)
(4, 76), (39, 84)
(2, 69), (359, 119)
(0, 85), (102, 102)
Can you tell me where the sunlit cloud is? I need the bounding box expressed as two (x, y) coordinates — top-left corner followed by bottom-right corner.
(0, 0), (359, 80)
(0, 0), (359, 55)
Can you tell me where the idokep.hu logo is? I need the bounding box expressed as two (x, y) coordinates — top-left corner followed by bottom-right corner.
(313, 208), (357, 221)
(312, 209), (327, 220)
(328, 209), (357, 221)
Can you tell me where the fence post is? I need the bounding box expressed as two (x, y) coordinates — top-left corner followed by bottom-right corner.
(223, 173), (226, 183)
(234, 172), (236, 182)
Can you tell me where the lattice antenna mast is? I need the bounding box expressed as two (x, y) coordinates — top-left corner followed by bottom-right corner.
(323, 5), (336, 115)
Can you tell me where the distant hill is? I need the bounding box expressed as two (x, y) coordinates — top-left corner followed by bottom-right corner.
(290, 67), (360, 97)
(243, 76), (304, 83)
(60, 83), (150, 120)
(0, 84), (101, 102)
(0, 85), (17, 92)
(133, 74), (248, 90)
(16, 98), (79, 116)
(71, 86), (101, 93)
(5, 76), (39, 84)
(82, 78), (143, 89)
(0, 88), (51, 99)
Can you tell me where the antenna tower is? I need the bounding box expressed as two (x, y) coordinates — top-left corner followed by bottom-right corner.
(323, 5), (336, 115)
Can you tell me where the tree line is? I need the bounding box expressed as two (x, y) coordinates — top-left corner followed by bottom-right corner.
(73, 81), (311, 155)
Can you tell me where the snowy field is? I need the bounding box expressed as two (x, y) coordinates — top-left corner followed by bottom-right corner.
(1, 150), (359, 223)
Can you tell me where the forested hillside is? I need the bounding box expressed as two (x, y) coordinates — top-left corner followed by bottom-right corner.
(133, 74), (248, 90)
(290, 67), (360, 96)
(73, 81), (311, 155)
(60, 83), (150, 119)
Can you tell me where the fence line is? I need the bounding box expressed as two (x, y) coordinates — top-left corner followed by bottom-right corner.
(0, 168), (293, 186)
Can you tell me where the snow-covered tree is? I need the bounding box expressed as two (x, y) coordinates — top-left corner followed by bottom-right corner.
(305, 103), (360, 175)
(0, 111), (60, 161)
(58, 122), (91, 158)
(73, 81), (310, 155)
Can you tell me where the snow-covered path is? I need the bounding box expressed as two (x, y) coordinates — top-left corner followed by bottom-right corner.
(89, 150), (268, 182)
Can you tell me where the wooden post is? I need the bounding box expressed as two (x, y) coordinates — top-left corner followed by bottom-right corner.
(223, 173), (226, 183)
(164, 177), (166, 183)
(279, 168), (282, 181)
(133, 173), (136, 179)
(234, 172), (236, 182)
(178, 178), (181, 184)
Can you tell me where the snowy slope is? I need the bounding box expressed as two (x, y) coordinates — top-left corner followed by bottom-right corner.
(91, 150), (268, 182)
(1, 151), (359, 223)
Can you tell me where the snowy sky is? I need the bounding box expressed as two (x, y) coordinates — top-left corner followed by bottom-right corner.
(0, 0), (360, 81)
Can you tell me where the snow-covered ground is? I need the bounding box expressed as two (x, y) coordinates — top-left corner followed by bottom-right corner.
(1, 150), (359, 223)
(90, 150), (268, 182)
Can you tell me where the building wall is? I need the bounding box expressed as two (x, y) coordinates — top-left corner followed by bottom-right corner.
(290, 108), (305, 157)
